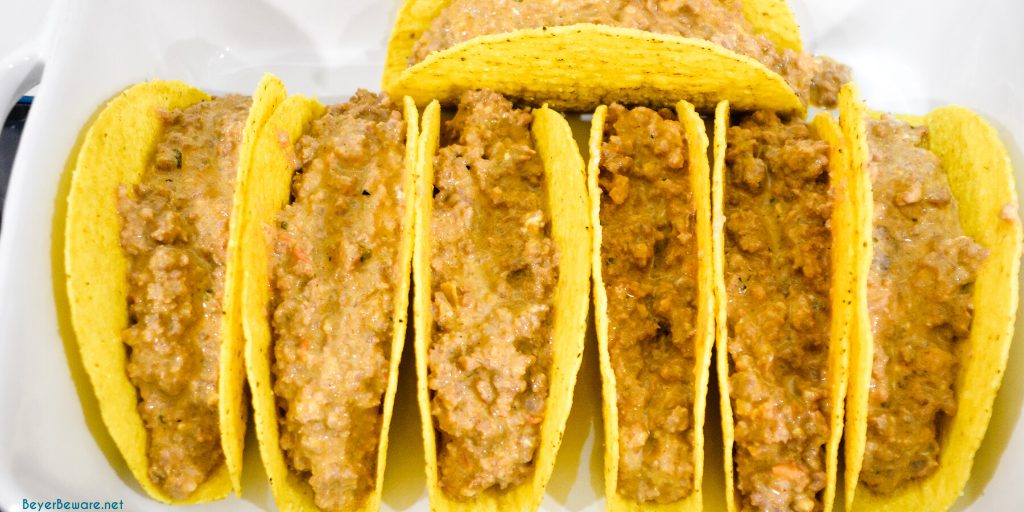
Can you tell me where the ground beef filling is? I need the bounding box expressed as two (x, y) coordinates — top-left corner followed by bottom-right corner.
(599, 104), (697, 503)
(118, 95), (251, 499)
(724, 111), (832, 512)
(270, 91), (406, 512)
(411, 0), (850, 107)
(859, 117), (986, 494)
(429, 90), (558, 499)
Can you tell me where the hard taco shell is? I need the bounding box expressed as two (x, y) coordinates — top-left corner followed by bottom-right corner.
(711, 100), (853, 512)
(589, 100), (714, 511)
(413, 100), (590, 511)
(241, 92), (418, 512)
(382, 0), (806, 112)
(840, 83), (1023, 512)
(64, 74), (286, 502)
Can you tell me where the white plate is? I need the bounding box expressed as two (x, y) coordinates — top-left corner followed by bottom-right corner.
(0, 1), (1021, 510)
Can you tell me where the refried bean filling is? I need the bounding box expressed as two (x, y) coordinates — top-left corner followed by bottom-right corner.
(118, 95), (251, 499)
(599, 104), (698, 503)
(411, 0), (850, 107)
(724, 111), (832, 512)
(859, 116), (986, 494)
(270, 91), (406, 512)
(428, 89), (558, 499)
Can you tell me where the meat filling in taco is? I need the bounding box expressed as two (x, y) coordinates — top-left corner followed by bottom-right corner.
(118, 95), (251, 499)
(599, 104), (698, 503)
(428, 89), (559, 499)
(859, 116), (986, 494)
(724, 111), (832, 511)
(411, 0), (849, 107)
(270, 91), (406, 511)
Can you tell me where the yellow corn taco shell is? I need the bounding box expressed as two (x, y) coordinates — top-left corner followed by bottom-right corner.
(588, 100), (713, 511)
(840, 83), (1023, 512)
(64, 74), (286, 502)
(413, 100), (590, 511)
(712, 101), (852, 512)
(242, 92), (418, 512)
(382, 0), (805, 112)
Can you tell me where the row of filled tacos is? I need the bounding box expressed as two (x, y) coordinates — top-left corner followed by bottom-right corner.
(63, 75), (587, 511)
(64, 73), (1018, 512)
(62, 0), (1018, 511)
(590, 85), (1020, 512)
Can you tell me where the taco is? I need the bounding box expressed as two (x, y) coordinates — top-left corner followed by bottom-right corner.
(413, 89), (589, 510)
(241, 89), (417, 512)
(840, 84), (1022, 511)
(589, 100), (713, 510)
(712, 102), (853, 512)
(382, 0), (850, 112)
(64, 74), (286, 502)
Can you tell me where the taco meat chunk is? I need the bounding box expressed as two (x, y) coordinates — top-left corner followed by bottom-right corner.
(270, 91), (407, 511)
(411, 0), (850, 107)
(429, 89), (559, 499)
(859, 116), (986, 494)
(118, 95), (251, 499)
(724, 111), (832, 512)
(599, 104), (698, 503)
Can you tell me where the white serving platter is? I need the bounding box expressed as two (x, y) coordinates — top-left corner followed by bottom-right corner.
(0, 0), (1021, 510)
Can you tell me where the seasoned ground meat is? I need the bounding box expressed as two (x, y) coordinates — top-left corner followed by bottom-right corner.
(724, 111), (832, 512)
(270, 91), (406, 512)
(859, 116), (986, 494)
(429, 89), (558, 499)
(599, 104), (697, 503)
(411, 0), (850, 107)
(118, 95), (251, 499)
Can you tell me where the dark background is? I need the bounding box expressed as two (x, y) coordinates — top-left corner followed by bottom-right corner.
(0, 99), (31, 230)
